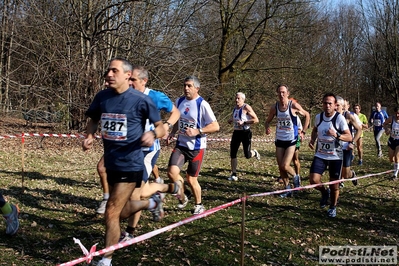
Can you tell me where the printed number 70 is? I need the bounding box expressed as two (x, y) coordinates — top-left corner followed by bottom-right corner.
(321, 143), (331, 150)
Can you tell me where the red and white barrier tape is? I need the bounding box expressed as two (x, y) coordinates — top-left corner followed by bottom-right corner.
(0, 133), (88, 139)
(57, 170), (392, 266)
(0, 132), (301, 143)
(250, 170), (393, 198)
(58, 198), (243, 266)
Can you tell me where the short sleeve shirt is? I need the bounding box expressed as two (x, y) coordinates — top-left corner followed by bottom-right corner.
(142, 87), (174, 152)
(85, 87), (161, 171)
(175, 96), (217, 150)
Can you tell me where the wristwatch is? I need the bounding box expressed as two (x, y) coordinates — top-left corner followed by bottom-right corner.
(164, 121), (173, 129)
(199, 128), (204, 134)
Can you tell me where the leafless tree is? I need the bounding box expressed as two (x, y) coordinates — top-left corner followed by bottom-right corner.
(360, 0), (399, 107)
(0, 0), (394, 132)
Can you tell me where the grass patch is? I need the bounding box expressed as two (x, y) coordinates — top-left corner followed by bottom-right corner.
(0, 131), (398, 265)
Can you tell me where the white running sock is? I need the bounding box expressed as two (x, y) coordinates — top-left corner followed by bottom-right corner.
(148, 198), (156, 210)
(103, 193), (109, 200)
(393, 163), (399, 177)
(99, 258), (112, 266)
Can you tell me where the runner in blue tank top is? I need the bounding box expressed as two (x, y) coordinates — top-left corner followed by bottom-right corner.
(369, 102), (389, 157)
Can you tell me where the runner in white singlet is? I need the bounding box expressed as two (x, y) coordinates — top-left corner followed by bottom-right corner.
(308, 93), (352, 218)
(383, 107), (399, 179)
(265, 84), (310, 197)
(227, 92), (260, 181)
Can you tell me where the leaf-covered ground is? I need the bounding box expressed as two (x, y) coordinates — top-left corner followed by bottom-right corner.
(0, 119), (398, 266)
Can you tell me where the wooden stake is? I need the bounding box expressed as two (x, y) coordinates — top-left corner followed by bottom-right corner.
(241, 193), (246, 266)
(21, 133), (25, 190)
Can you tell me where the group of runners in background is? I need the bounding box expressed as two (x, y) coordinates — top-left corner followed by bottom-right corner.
(227, 84), (396, 219)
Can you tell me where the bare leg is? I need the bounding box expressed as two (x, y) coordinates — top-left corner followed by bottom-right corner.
(125, 181), (184, 230)
(230, 158), (237, 174)
(292, 149), (300, 175)
(276, 146), (296, 187)
(375, 129), (384, 156)
(103, 182), (136, 259)
(152, 165), (160, 181)
(341, 166), (351, 179)
(309, 173), (327, 192)
(393, 146), (399, 178)
(140, 182), (183, 199)
(187, 174), (201, 204)
(98, 156), (109, 195)
(329, 182), (339, 207)
(127, 181), (144, 232)
(356, 137), (363, 164)
(168, 165), (184, 184)
(96, 156), (109, 214)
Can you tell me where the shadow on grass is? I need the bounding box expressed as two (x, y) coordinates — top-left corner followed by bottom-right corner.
(0, 196), (104, 265)
(0, 169), (97, 187)
(9, 185), (100, 212)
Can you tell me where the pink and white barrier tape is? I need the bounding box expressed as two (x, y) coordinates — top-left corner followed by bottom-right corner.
(0, 133), (88, 139)
(250, 170), (393, 198)
(57, 170), (391, 266)
(0, 132), (283, 142)
(57, 198), (244, 266)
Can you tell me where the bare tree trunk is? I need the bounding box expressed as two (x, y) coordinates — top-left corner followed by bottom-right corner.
(0, 0), (9, 111)
(4, 0), (16, 113)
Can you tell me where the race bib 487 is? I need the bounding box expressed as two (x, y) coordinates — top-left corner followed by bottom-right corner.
(101, 113), (128, 141)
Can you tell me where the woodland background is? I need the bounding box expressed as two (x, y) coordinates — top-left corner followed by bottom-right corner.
(0, 0), (398, 134)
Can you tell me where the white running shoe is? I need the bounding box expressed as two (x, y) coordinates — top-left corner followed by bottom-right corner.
(192, 204), (205, 215)
(119, 231), (134, 243)
(253, 149), (261, 160)
(150, 193), (164, 222)
(92, 260), (112, 266)
(327, 207), (337, 218)
(228, 175), (238, 181)
(293, 175), (301, 188)
(4, 204), (19, 235)
(156, 177), (166, 200)
(96, 200), (108, 214)
(177, 195), (189, 209)
(175, 181), (185, 202)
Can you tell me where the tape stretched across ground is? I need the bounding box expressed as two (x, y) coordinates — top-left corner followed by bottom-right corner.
(57, 170), (392, 266)
(0, 132), (282, 142)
